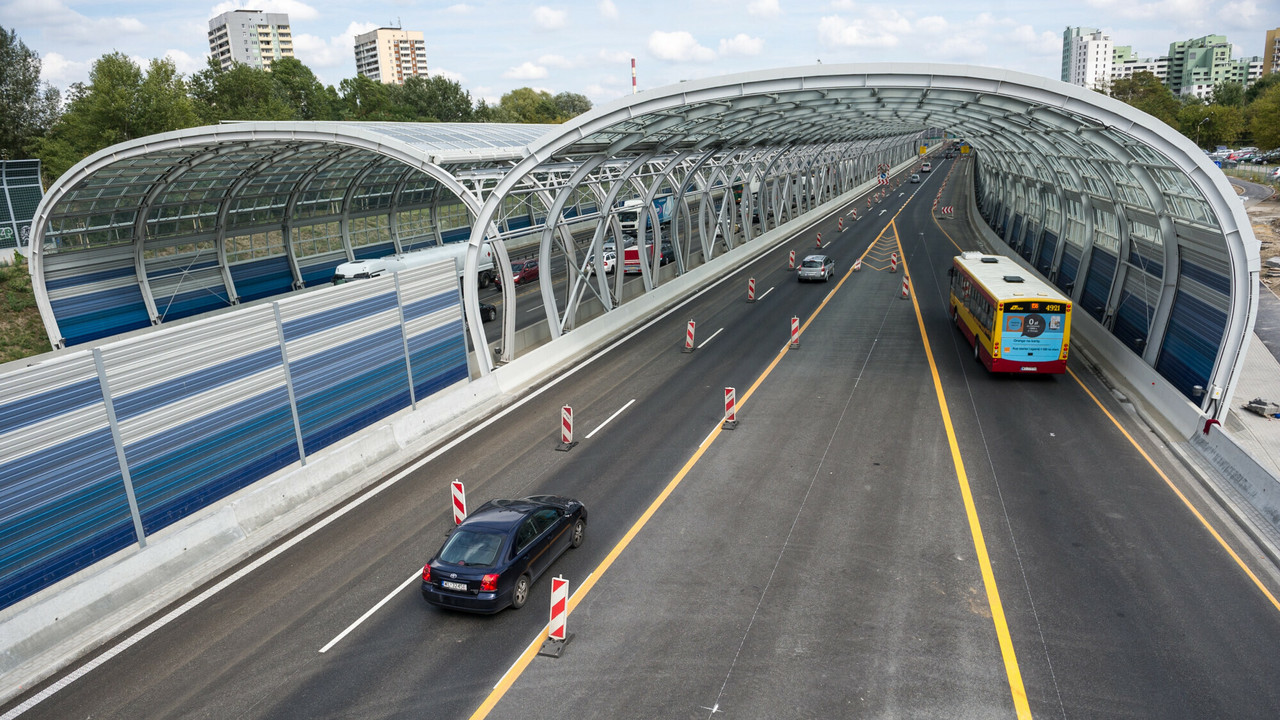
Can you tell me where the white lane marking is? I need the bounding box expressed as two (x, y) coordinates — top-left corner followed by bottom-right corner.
(697, 328), (724, 349)
(758, 287), (774, 301)
(11, 189), (838, 717)
(879, 209), (887, 216)
(319, 571), (419, 653)
(585, 399), (636, 439)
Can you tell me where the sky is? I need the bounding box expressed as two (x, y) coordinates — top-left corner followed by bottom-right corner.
(1, 0), (1276, 106)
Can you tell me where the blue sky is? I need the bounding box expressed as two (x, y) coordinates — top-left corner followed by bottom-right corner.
(1, 0), (1275, 105)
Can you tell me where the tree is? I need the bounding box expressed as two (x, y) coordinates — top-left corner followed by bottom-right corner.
(399, 75), (473, 122)
(0, 26), (60, 159)
(498, 87), (561, 123)
(1209, 81), (1244, 108)
(1109, 71), (1179, 126)
(268, 57), (338, 120)
(1247, 84), (1280, 150)
(552, 91), (592, 119)
(31, 53), (197, 180)
(338, 74), (406, 120)
(473, 98), (516, 123)
(189, 58), (294, 123)
(1177, 103), (1245, 149)
(1245, 73), (1280, 105)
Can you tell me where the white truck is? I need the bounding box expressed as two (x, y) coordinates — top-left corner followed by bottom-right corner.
(332, 242), (496, 287)
(617, 195), (675, 236)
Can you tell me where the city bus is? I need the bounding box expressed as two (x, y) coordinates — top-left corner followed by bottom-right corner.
(948, 251), (1071, 374)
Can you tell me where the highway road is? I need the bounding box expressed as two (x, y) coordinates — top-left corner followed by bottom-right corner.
(8, 156), (1280, 720)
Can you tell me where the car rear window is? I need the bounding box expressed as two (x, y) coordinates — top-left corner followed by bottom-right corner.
(439, 530), (504, 567)
(801, 259), (822, 268)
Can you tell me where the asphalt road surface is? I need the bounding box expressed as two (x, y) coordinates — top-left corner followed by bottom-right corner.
(9, 156), (1280, 720)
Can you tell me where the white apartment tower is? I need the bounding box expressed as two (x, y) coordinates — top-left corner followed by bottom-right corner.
(1062, 27), (1114, 91)
(354, 28), (428, 85)
(208, 9), (294, 71)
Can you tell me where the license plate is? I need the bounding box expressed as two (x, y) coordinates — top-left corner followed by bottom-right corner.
(441, 580), (467, 592)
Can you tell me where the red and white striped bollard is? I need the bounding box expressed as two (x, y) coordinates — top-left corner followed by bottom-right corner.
(451, 480), (467, 525)
(853, 258), (862, 272)
(788, 250), (796, 270)
(815, 232), (822, 248)
(838, 217), (844, 232)
(789, 316), (800, 349)
(557, 405), (577, 451)
(900, 275), (910, 300)
(537, 575), (574, 657)
(723, 387), (738, 429)
(889, 255), (898, 273)
(682, 319), (695, 353)
(746, 277), (756, 303)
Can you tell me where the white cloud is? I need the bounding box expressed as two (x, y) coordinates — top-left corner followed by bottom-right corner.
(916, 16), (949, 35)
(504, 61), (548, 79)
(1, 0), (147, 43)
(539, 54), (576, 69)
(444, 3), (474, 12)
(163, 49), (206, 77)
(719, 34), (764, 57)
(208, 0), (319, 21)
(40, 52), (92, 87)
(599, 0), (619, 19)
(747, 0), (781, 17)
(533, 6), (567, 30)
(648, 31), (716, 62)
(599, 49), (633, 64)
(936, 35), (988, 62)
(817, 15), (900, 48)
(292, 21), (377, 69)
(429, 67), (467, 83)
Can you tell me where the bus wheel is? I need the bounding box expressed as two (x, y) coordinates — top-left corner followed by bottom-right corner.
(951, 306), (958, 325)
(973, 341), (980, 362)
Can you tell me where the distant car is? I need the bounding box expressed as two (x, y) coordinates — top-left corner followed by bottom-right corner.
(920, 162), (932, 172)
(910, 174), (921, 183)
(422, 496), (587, 614)
(797, 254), (835, 282)
(944, 151), (954, 159)
(510, 259), (538, 285)
(586, 251), (616, 275)
(1271, 167), (1280, 180)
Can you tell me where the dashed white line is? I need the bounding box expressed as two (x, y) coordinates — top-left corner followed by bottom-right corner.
(585, 399), (636, 439)
(697, 328), (724, 349)
(319, 570), (420, 653)
(757, 287), (775, 301)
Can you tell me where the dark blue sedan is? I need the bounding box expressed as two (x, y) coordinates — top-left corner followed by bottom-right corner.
(421, 495), (587, 613)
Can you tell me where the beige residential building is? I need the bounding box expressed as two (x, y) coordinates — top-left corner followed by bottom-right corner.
(1265, 28), (1280, 75)
(354, 28), (428, 85)
(208, 9), (294, 71)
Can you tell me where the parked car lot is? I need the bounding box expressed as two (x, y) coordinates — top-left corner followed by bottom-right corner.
(422, 495), (587, 613)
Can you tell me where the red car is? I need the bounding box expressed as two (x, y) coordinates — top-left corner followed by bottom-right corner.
(510, 259), (539, 286)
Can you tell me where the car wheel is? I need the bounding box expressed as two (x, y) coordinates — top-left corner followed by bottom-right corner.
(570, 518), (586, 549)
(510, 574), (531, 610)
(483, 307), (496, 322)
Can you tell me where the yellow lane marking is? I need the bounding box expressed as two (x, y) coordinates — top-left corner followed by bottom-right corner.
(1066, 368), (1280, 613)
(471, 239), (853, 719)
(896, 220), (1034, 718)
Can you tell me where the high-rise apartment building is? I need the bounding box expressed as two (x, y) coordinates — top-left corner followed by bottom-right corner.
(1112, 46), (1169, 82)
(1167, 35), (1261, 99)
(353, 28), (428, 85)
(1062, 27), (1113, 91)
(208, 9), (294, 72)
(1264, 28), (1280, 75)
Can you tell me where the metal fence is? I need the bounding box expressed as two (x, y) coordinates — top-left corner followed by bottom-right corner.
(0, 261), (467, 610)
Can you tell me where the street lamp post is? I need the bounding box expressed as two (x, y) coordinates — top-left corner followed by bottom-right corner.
(1195, 116), (1209, 150)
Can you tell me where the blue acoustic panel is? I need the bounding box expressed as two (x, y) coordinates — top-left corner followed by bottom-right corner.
(397, 263), (469, 402)
(0, 353), (135, 610)
(100, 305), (295, 535)
(230, 256), (295, 302)
(277, 277), (411, 455)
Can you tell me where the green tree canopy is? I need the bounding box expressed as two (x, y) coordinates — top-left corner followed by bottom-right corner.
(0, 26), (60, 159)
(32, 53), (197, 179)
(1247, 84), (1280, 151)
(268, 57), (338, 120)
(1109, 71), (1180, 126)
(1245, 73), (1280, 104)
(552, 91), (592, 119)
(399, 75), (474, 122)
(189, 57), (296, 122)
(1209, 81), (1244, 107)
(1177, 102), (1245, 149)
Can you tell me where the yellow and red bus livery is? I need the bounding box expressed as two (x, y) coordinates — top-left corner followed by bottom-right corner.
(948, 251), (1071, 374)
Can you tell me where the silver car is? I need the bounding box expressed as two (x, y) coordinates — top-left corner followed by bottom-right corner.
(797, 254), (835, 282)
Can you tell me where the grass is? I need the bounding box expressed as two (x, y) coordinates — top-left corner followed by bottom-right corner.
(0, 253), (52, 364)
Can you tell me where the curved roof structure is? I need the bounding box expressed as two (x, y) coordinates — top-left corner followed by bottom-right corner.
(25, 63), (1258, 425)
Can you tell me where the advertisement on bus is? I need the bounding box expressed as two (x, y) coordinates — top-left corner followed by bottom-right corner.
(1000, 301), (1067, 363)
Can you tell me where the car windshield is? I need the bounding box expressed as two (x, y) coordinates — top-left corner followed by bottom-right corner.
(438, 530), (504, 567)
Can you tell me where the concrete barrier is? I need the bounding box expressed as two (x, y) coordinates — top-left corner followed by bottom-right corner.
(0, 155), (922, 705)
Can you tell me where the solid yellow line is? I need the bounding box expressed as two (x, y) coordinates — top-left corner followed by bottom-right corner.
(1066, 367), (1280, 613)
(896, 223), (1033, 718)
(470, 259), (828, 720)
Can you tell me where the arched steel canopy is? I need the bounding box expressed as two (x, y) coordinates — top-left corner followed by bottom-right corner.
(466, 63), (1258, 421)
(23, 63), (1258, 425)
